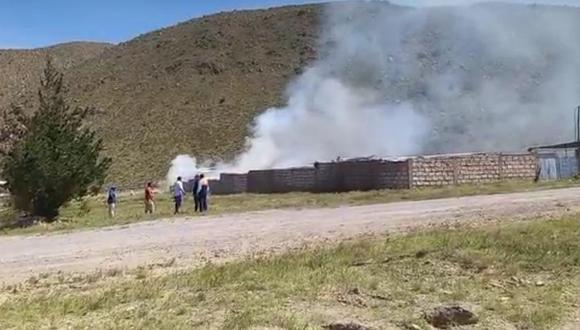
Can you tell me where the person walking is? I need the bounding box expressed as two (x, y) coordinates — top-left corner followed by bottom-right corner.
(107, 186), (117, 218)
(173, 176), (185, 215)
(198, 174), (210, 213)
(144, 182), (155, 214)
(192, 174), (201, 212)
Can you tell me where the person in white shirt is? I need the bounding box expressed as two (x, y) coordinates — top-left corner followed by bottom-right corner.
(173, 176), (185, 214)
(198, 174), (210, 213)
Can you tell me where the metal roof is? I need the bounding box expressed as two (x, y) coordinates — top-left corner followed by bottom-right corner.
(528, 141), (580, 151)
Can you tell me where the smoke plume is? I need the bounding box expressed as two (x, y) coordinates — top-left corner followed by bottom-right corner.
(167, 1), (580, 183)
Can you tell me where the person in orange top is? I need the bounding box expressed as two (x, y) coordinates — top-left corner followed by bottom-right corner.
(144, 182), (155, 214)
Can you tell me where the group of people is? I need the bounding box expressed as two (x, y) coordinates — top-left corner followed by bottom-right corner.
(104, 175), (210, 218)
(172, 174), (210, 215)
(106, 182), (156, 218)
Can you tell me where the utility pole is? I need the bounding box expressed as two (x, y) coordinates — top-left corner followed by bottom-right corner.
(575, 106), (580, 174)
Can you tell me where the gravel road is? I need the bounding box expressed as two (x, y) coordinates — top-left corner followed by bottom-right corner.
(1, 187), (579, 284)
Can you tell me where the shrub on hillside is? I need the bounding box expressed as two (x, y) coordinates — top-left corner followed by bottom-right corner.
(1, 59), (111, 220)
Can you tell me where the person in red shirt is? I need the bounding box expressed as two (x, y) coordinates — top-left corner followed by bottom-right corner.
(144, 182), (155, 214)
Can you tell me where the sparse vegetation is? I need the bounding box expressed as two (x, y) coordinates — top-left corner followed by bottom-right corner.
(1, 214), (579, 329)
(1, 4), (577, 187)
(1, 5), (322, 186)
(1, 179), (578, 235)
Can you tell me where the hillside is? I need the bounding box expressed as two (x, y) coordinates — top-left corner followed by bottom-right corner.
(2, 2), (580, 186)
(0, 42), (111, 111)
(66, 5), (320, 185)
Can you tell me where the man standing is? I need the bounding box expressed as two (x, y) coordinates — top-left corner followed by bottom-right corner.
(107, 186), (117, 218)
(173, 176), (185, 215)
(198, 174), (210, 213)
(192, 174), (201, 212)
(144, 182), (155, 214)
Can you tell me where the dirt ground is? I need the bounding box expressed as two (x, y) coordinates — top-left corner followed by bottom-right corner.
(1, 187), (580, 284)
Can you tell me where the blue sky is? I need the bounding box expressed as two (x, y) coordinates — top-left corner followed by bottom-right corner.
(0, 0), (327, 49)
(2, 0), (579, 49)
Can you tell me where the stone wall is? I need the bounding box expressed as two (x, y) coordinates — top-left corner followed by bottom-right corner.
(410, 153), (537, 187)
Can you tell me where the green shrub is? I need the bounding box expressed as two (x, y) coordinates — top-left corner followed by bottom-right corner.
(2, 59), (111, 221)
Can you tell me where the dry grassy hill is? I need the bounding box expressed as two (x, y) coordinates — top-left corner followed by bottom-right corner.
(2, 2), (580, 186)
(67, 5), (320, 185)
(0, 5), (320, 186)
(0, 42), (111, 111)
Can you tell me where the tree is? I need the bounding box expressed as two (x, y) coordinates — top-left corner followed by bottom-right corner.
(2, 59), (111, 220)
(0, 104), (28, 157)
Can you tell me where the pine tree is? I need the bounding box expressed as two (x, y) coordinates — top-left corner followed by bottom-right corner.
(2, 59), (111, 220)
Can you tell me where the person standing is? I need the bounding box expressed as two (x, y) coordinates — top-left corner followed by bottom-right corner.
(144, 182), (155, 214)
(192, 174), (201, 212)
(198, 174), (210, 213)
(107, 186), (117, 218)
(173, 176), (185, 215)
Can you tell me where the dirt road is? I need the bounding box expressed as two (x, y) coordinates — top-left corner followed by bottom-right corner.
(1, 187), (580, 283)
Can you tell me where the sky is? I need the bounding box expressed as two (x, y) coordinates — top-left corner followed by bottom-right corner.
(0, 0), (327, 49)
(1, 0), (579, 49)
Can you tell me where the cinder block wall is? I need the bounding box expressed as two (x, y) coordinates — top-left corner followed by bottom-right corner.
(410, 153), (537, 187)
(210, 173), (248, 195)
(336, 160), (410, 191)
(247, 167), (316, 193)
(500, 154), (538, 180)
(246, 160), (411, 194)
(206, 152), (538, 194)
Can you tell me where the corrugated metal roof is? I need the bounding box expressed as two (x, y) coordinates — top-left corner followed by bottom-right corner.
(528, 141), (580, 151)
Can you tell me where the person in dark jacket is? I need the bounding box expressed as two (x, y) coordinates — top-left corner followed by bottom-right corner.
(107, 186), (117, 218)
(192, 174), (201, 212)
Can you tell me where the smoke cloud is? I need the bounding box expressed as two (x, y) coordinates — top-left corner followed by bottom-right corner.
(393, 0), (580, 6)
(167, 1), (580, 183)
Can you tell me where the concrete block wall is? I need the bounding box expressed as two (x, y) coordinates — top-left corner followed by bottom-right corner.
(500, 154), (538, 180)
(382, 161), (412, 189)
(246, 160), (410, 194)
(410, 156), (456, 187)
(456, 153), (500, 184)
(204, 152), (538, 194)
(337, 160), (410, 191)
(210, 173), (248, 195)
(410, 153), (537, 187)
(247, 167), (317, 193)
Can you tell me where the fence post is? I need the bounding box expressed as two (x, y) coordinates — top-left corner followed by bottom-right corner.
(498, 153), (503, 181)
(407, 158), (413, 189)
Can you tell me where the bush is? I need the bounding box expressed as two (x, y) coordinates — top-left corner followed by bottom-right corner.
(1, 59), (111, 221)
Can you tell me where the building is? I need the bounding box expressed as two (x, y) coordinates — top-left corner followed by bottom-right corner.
(529, 141), (580, 181)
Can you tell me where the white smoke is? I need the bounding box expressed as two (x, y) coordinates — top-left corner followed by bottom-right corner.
(227, 70), (428, 172)
(166, 68), (429, 184)
(167, 1), (580, 184)
(394, 0), (580, 6)
(166, 155), (200, 185)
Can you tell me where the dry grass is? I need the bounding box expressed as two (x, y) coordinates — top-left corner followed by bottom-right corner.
(2, 3), (576, 188)
(2, 5), (321, 186)
(1, 214), (580, 329)
(1, 179), (578, 236)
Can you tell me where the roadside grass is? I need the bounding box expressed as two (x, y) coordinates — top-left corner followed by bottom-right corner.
(1, 179), (579, 236)
(1, 215), (580, 329)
